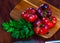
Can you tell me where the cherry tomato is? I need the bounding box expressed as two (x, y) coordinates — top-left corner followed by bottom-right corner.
(21, 12), (28, 19)
(39, 24), (49, 35)
(50, 16), (57, 25)
(42, 17), (50, 24)
(34, 19), (43, 27)
(21, 8), (38, 23)
(34, 27), (41, 34)
(38, 4), (52, 18)
(34, 19), (49, 35)
(47, 22), (54, 28)
(26, 8), (36, 14)
(34, 24), (49, 35)
(40, 4), (49, 10)
(28, 14), (38, 22)
(42, 16), (57, 28)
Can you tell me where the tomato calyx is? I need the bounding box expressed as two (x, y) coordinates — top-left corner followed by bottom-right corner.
(49, 17), (52, 21)
(43, 10), (47, 16)
(39, 24), (43, 28)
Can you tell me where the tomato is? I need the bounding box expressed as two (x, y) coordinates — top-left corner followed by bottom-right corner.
(34, 19), (49, 35)
(21, 8), (38, 23)
(39, 4), (52, 18)
(34, 19), (43, 27)
(42, 16), (57, 28)
(34, 19), (43, 34)
(21, 12), (28, 19)
(26, 8), (36, 14)
(42, 17), (50, 24)
(47, 22), (54, 28)
(34, 27), (41, 34)
(34, 24), (49, 35)
(28, 14), (38, 22)
(50, 16), (57, 25)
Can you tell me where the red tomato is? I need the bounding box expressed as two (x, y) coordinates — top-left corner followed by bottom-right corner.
(50, 16), (57, 25)
(47, 22), (54, 28)
(34, 23), (49, 35)
(42, 16), (57, 28)
(26, 8), (36, 14)
(43, 17), (50, 24)
(28, 14), (38, 23)
(39, 24), (49, 35)
(21, 12), (28, 19)
(34, 27), (41, 34)
(21, 8), (38, 23)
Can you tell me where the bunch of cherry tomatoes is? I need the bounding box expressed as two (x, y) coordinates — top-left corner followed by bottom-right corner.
(21, 4), (57, 35)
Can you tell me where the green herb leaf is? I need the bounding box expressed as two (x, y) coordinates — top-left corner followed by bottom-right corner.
(2, 22), (9, 30)
(29, 31), (34, 36)
(11, 30), (19, 39)
(27, 22), (33, 29)
(7, 27), (14, 32)
(9, 19), (14, 26)
(19, 31), (25, 38)
(44, 10), (47, 14)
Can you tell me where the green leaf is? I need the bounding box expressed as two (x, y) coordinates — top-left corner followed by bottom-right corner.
(9, 19), (14, 26)
(25, 27), (29, 35)
(23, 26), (29, 38)
(13, 21), (17, 26)
(2, 22), (9, 30)
(7, 27), (14, 32)
(27, 22), (33, 30)
(17, 19), (26, 25)
(14, 19), (26, 29)
(29, 31), (34, 37)
(11, 30), (19, 39)
(14, 23), (23, 29)
(19, 31), (25, 38)
(43, 10), (47, 14)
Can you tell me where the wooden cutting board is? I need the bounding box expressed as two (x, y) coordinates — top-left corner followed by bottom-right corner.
(10, 0), (60, 38)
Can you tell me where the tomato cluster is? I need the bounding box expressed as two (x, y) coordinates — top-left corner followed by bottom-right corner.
(21, 4), (57, 35)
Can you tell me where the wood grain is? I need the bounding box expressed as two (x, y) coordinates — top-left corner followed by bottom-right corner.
(10, 0), (60, 38)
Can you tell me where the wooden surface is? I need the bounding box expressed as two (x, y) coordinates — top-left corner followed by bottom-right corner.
(10, 0), (60, 38)
(0, 0), (21, 43)
(0, 0), (60, 43)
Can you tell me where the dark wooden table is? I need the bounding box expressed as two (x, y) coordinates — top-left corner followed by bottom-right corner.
(0, 0), (60, 43)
